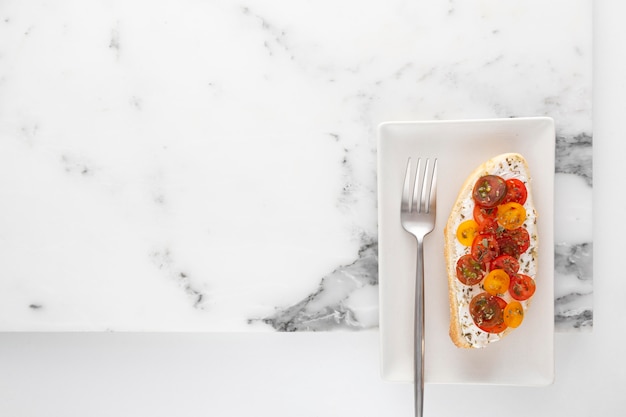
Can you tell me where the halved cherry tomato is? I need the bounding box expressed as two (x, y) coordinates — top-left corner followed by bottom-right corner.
(497, 202), (526, 230)
(503, 178), (528, 205)
(473, 205), (498, 225)
(496, 227), (530, 258)
(456, 220), (479, 246)
(477, 217), (499, 235)
(492, 255), (519, 275)
(469, 292), (507, 333)
(456, 254), (484, 285)
(509, 274), (536, 301)
(483, 269), (510, 296)
(471, 234), (499, 264)
(506, 227), (530, 254)
(503, 301), (524, 328)
(473, 206), (500, 234)
(472, 175), (507, 208)
(496, 235), (520, 258)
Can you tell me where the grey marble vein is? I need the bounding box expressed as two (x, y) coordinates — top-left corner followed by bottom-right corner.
(241, 6), (293, 61)
(554, 242), (593, 331)
(556, 133), (592, 186)
(149, 248), (208, 310)
(254, 240), (378, 331)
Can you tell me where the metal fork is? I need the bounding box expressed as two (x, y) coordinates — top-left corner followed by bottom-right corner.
(400, 157), (437, 417)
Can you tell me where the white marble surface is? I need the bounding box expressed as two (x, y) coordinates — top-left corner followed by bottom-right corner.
(0, 0), (592, 331)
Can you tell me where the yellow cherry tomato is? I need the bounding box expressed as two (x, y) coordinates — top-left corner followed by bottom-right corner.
(496, 202), (526, 230)
(483, 269), (510, 296)
(456, 220), (479, 246)
(503, 301), (524, 328)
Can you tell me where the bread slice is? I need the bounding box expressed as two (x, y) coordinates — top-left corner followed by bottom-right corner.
(444, 153), (538, 348)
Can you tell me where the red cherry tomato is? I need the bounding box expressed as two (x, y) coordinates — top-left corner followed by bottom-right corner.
(509, 274), (536, 301)
(473, 205), (498, 225)
(473, 205), (499, 234)
(456, 254), (485, 285)
(469, 292), (507, 333)
(503, 178), (528, 205)
(472, 175), (507, 208)
(471, 234), (500, 264)
(477, 217), (499, 235)
(492, 255), (520, 275)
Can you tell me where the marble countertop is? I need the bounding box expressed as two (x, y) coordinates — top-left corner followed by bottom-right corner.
(1, 0), (592, 333)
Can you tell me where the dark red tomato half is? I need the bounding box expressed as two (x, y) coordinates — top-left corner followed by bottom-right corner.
(503, 178), (528, 205)
(456, 254), (485, 285)
(472, 175), (507, 208)
(471, 234), (500, 264)
(496, 227), (530, 258)
(509, 274), (536, 301)
(469, 292), (507, 333)
(491, 255), (520, 275)
(495, 235), (520, 258)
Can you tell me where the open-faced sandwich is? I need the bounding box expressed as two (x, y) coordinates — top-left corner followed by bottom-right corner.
(444, 153), (537, 349)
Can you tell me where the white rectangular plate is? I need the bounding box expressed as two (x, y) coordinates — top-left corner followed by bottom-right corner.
(377, 117), (555, 385)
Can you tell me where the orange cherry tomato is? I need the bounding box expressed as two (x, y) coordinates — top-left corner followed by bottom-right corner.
(496, 202), (526, 230)
(456, 220), (479, 246)
(483, 269), (510, 296)
(503, 301), (524, 328)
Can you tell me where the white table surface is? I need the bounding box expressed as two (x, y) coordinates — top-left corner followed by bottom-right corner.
(0, 1), (622, 416)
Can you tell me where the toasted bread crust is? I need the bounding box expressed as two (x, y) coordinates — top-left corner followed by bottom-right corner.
(444, 153), (536, 349)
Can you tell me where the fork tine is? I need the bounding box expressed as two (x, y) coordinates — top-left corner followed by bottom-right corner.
(419, 159), (430, 214)
(402, 158), (412, 213)
(412, 158), (422, 213)
(428, 159), (438, 214)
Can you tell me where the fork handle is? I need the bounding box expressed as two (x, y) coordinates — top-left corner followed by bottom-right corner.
(414, 237), (425, 417)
